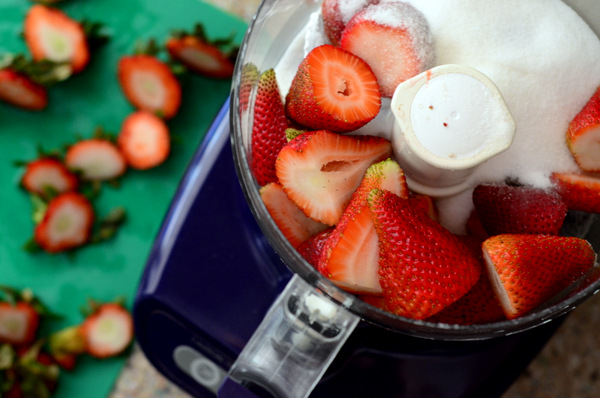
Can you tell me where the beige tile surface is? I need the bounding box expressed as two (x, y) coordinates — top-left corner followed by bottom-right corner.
(111, 1), (600, 397)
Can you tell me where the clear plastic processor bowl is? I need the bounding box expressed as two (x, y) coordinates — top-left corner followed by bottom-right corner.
(229, 0), (600, 341)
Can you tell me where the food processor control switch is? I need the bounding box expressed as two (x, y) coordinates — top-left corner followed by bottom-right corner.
(391, 64), (516, 197)
(222, 274), (360, 398)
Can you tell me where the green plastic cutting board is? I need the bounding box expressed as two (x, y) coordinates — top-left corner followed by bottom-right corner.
(0, 0), (247, 396)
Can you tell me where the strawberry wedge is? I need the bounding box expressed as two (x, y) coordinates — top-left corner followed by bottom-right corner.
(285, 44), (381, 133)
(566, 86), (600, 172)
(276, 130), (391, 225)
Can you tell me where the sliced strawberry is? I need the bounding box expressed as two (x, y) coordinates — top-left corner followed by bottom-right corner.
(318, 159), (407, 295)
(321, 0), (379, 46)
(285, 44), (381, 133)
(551, 172), (600, 213)
(340, 1), (433, 97)
(0, 302), (40, 345)
(23, 5), (89, 74)
(482, 234), (596, 320)
(34, 191), (95, 253)
(566, 86), (600, 172)
(367, 188), (481, 320)
(260, 182), (328, 248)
(21, 157), (78, 197)
(118, 110), (170, 170)
(296, 227), (334, 268)
(117, 55), (181, 119)
(166, 36), (235, 79)
(65, 138), (127, 181)
(250, 69), (290, 186)
(80, 303), (134, 358)
(0, 68), (48, 111)
(275, 130), (392, 225)
(472, 183), (567, 236)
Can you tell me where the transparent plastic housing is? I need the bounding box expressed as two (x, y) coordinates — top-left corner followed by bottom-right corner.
(229, 0), (600, 341)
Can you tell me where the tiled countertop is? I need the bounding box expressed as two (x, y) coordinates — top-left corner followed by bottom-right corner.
(110, 1), (600, 397)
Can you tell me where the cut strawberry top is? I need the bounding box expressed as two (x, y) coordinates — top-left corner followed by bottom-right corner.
(21, 157), (79, 196)
(0, 69), (48, 111)
(166, 36), (235, 79)
(81, 303), (134, 358)
(118, 110), (171, 170)
(65, 138), (127, 180)
(24, 5), (89, 74)
(0, 302), (40, 345)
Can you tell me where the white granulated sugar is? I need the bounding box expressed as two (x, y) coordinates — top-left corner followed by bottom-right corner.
(401, 0), (600, 233)
(339, 0), (374, 23)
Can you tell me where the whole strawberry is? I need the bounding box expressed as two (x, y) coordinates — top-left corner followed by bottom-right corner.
(472, 183), (567, 236)
(367, 189), (481, 320)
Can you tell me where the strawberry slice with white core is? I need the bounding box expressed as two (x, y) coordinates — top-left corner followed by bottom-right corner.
(0, 302), (40, 345)
(318, 158), (408, 295)
(275, 130), (392, 225)
(260, 182), (329, 248)
(285, 44), (381, 133)
(321, 0), (380, 46)
(340, 1), (434, 97)
(566, 86), (600, 172)
(24, 5), (89, 74)
(81, 303), (134, 359)
(34, 192), (95, 253)
(0, 68), (48, 111)
(118, 55), (182, 119)
(118, 110), (170, 170)
(551, 172), (600, 214)
(65, 138), (127, 180)
(21, 157), (78, 196)
(482, 234), (597, 320)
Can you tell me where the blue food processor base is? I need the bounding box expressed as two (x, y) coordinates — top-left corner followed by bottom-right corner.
(134, 101), (563, 398)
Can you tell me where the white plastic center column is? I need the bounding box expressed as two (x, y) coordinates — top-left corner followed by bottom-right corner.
(391, 64), (516, 196)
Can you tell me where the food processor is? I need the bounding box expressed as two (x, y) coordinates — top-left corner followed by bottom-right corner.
(133, 1), (600, 397)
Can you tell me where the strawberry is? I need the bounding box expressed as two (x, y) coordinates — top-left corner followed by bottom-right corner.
(260, 182), (329, 248)
(23, 5), (90, 74)
(20, 157), (78, 198)
(482, 234), (597, 320)
(0, 68), (48, 111)
(166, 24), (237, 79)
(48, 325), (85, 371)
(296, 227), (334, 268)
(566, 86), (600, 172)
(551, 172), (600, 213)
(80, 303), (134, 358)
(117, 55), (182, 119)
(275, 130), (392, 225)
(250, 69), (290, 186)
(0, 302), (40, 345)
(367, 188), (481, 320)
(284, 44), (381, 133)
(239, 62), (259, 115)
(340, 1), (434, 97)
(65, 138), (127, 181)
(318, 159), (407, 295)
(34, 191), (94, 253)
(321, 0), (379, 46)
(472, 183), (567, 236)
(118, 110), (170, 170)
(407, 193), (438, 221)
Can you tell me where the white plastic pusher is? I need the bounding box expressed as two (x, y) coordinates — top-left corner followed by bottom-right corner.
(391, 64), (516, 197)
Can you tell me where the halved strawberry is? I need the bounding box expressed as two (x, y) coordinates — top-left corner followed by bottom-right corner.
(117, 55), (181, 119)
(166, 24), (237, 79)
(318, 159), (407, 295)
(250, 69), (290, 186)
(65, 138), (127, 181)
(472, 183), (567, 236)
(296, 227), (334, 269)
(551, 172), (600, 213)
(23, 5), (89, 74)
(340, 1), (433, 97)
(566, 86), (600, 172)
(21, 157), (78, 197)
(482, 234), (597, 319)
(0, 68), (48, 111)
(80, 303), (134, 358)
(321, 0), (379, 46)
(34, 191), (95, 253)
(118, 110), (170, 170)
(275, 130), (392, 225)
(367, 188), (481, 320)
(0, 302), (40, 345)
(260, 182), (329, 248)
(285, 44), (381, 133)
